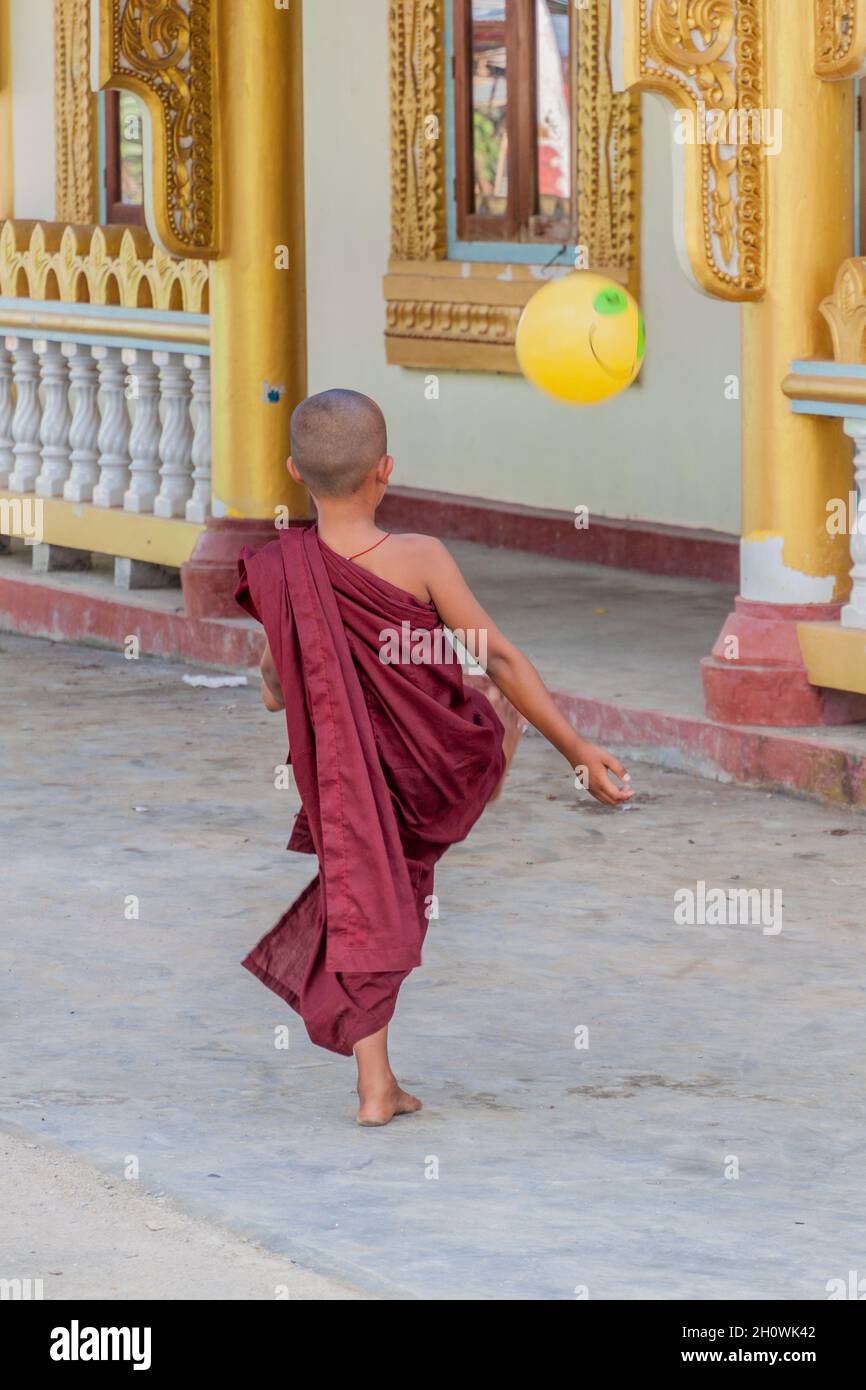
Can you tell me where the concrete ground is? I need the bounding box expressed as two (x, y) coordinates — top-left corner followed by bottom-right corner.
(0, 1127), (367, 1300)
(1, 632), (866, 1300)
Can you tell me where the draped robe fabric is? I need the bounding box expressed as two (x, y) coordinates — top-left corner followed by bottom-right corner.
(235, 527), (505, 1055)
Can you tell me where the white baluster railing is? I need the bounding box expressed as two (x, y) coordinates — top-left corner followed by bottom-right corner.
(63, 343), (101, 503)
(34, 340), (72, 498)
(7, 337), (42, 493)
(123, 348), (162, 514)
(842, 419), (866, 630)
(185, 354), (212, 524)
(0, 342), (13, 488)
(92, 346), (132, 509)
(153, 352), (195, 519)
(0, 333), (213, 560)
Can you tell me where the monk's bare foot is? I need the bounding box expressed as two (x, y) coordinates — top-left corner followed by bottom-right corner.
(356, 1081), (423, 1127)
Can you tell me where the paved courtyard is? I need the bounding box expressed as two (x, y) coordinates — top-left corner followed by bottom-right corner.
(1, 632), (865, 1299)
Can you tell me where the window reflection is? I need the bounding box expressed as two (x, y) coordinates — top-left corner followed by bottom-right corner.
(471, 0), (508, 217)
(535, 0), (571, 223)
(118, 91), (144, 207)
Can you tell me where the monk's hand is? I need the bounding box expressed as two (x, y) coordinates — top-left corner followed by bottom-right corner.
(573, 741), (634, 806)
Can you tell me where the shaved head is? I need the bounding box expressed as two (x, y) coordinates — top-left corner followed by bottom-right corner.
(290, 389), (388, 498)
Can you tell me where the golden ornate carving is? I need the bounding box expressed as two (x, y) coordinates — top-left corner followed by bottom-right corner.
(386, 0), (641, 371)
(622, 0), (765, 300)
(578, 0), (641, 277)
(814, 0), (866, 78)
(96, 0), (217, 258)
(55, 0), (100, 224)
(386, 297), (522, 345)
(819, 257), (866, 362)
(0, 219), (210, 313)
(389, 0), (447, 260)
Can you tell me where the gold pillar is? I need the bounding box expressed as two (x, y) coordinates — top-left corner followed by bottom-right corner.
(0, 0), (12, 220)
(740, 0), (854, 603)
(210, 0), (309, 520)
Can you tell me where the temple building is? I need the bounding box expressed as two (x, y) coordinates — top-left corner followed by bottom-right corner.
(2, 0), (866, 801)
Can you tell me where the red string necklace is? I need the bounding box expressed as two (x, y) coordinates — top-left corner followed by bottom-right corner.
(348, 533), (391, 562)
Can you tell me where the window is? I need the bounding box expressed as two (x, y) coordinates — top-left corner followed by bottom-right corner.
(104, 90), (146, 226)
(453, 0), (572, 244)
(386, 0), (639, 374)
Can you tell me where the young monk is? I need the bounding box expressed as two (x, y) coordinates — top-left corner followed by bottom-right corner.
(237, 389), (633, 1126)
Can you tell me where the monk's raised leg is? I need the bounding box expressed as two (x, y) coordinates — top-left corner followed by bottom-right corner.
(354, 1025), (423, 1126)
(486, 685), (526, 803)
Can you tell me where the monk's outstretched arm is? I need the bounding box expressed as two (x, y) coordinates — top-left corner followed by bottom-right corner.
(424, 540), (633, 807)
(260, 639), (285, 712)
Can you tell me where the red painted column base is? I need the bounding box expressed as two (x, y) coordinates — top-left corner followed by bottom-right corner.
(701, 596), (866, 726)
(181, 516), (311, 619)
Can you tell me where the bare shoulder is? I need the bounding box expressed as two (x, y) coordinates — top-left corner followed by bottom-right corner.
(391, 533), (456, 569)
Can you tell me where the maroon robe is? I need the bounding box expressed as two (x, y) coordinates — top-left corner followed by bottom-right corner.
(236, 527), (505, 1055)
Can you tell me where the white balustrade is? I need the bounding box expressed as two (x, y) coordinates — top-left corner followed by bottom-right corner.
(92, 346), (132, 508)
(0, 343), (13, 487)
(123, 348), (163, 514)
(7, 337), (42, 493)
(34, 340), (72, 498)
(842, 419), (866, 629)
(185, 353), (212, 523)
(63, 343), (101, 502)
(153, 352), (194, 519)
(0, 335), (213, 560)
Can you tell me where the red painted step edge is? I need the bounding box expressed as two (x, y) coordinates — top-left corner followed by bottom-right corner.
(555, 691), (866, 808)
(0, 574), (263, 669)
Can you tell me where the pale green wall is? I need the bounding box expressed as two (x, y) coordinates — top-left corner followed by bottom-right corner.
(10, 0), (55, 220)
(302, 1), (742, 535)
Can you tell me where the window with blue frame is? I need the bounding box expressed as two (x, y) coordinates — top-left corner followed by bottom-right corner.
(448, 0), (574, 265)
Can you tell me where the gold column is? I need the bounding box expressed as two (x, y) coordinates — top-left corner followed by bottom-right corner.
(740, 0), (854, 603)
(210, 0), (309, 520)
(0, 0), (12, 220)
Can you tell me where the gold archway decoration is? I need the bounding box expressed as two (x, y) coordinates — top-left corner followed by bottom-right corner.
(819, 257), (866, 362)
(95, 0), (218, 258)
(621, 0), (765, 301)
(0, 220), (210, 312)
(815, 0), (866, 78)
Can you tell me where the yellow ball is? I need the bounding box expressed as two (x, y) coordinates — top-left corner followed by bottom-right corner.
(516, 272), (645, 405)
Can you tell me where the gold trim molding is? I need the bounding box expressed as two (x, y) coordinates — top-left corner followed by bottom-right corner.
(819, 257), (866, 362)
(389, 0), (447, 261)
(578, 0), (641, 279)
(95, 0), (218, 258)
(55, 0), (100, 224)
(814, 0), (866, 78)
(622, 0), (765, 301)
(386, 0), (641, 372)
(0, 220), (210, 313)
